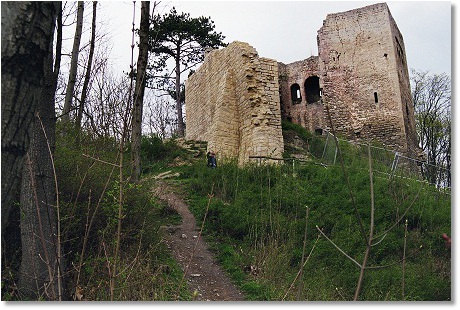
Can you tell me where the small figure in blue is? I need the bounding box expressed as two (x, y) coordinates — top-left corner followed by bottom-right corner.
(206, 150), (217, 168)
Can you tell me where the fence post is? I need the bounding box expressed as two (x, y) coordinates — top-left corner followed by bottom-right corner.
(390, 152), (400, 180)
(333, 145), (338, 165)
(322, 132), (329, 162)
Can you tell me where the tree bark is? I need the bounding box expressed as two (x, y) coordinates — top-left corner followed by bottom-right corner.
(175, 51), (185, 137)
(76, 1), (97, 139)
(18, 2), (64, 300)
(62, 1), (84, 123)
(1, 1), (58, 236)
(130, 1), (150, 182)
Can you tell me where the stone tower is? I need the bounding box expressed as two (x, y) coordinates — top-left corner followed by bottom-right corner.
(316, 2), (418, 155)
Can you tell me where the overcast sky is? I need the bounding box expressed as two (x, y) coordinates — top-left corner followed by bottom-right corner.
(96, 0), (452, 78)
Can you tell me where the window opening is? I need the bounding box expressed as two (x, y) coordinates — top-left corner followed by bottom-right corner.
(374, 92), (379, 104)
(290, 84), (302, 103)
(304, 76), (321, 104)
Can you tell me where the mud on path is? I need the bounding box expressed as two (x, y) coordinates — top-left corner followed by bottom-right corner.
(153, 181), (244, 301)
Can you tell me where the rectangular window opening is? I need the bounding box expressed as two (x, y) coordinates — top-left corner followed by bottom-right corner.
(374, 92), (379, 104)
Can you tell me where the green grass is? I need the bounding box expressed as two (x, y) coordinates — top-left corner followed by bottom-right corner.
(179, 146), (451, 301)
(5, 125), (448, 301)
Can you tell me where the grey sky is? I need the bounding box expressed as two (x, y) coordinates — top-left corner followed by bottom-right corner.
(98, 1), (452, 78)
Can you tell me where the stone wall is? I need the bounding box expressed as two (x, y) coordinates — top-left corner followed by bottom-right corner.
(185, 3), (420, 164)
(278, 57), (327, 134)
(185, 41), (284, 165)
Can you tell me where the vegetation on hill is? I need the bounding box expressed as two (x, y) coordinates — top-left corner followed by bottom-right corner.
(2, 128), (189, 301)
(2, 125), (450, 301)
(175, 125), (451, 301)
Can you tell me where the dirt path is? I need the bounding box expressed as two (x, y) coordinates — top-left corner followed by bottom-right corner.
(153, 181), (245, 301)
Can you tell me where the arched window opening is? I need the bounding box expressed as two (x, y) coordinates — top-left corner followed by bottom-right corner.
(304, 76), (321, 104)
(290, 84), (302, 103)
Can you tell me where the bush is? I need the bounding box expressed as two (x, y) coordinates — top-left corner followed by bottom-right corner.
(52, 128), (189, 300)
(140, 135), (188, 173)
(282, 120), (313, 142)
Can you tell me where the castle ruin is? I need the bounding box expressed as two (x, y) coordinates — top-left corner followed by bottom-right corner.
(185, 2), (419, 165)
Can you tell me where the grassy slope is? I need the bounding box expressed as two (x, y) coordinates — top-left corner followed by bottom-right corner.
(8, 126), (445, 301)
(174, 126), (451, 301)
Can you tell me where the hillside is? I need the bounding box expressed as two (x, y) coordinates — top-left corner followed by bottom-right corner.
(2, 127), (450, 301)
(143, 125), (451, 301)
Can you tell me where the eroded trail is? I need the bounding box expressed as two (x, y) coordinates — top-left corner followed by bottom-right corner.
(153, 181), (244, 301)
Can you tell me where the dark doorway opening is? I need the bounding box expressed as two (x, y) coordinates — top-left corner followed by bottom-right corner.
(305, 76), (321, 104)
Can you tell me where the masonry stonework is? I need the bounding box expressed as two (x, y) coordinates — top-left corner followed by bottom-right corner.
(185, 41), (284, 165)
(185, 3), (420, 165)
(315, 2), (418, 155)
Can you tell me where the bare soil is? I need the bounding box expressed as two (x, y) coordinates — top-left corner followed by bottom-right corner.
(153, 181), (245, 301)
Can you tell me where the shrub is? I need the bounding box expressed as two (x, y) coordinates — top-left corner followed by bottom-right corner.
(140, 135), (188, 173)
(52, 128), (189, 300)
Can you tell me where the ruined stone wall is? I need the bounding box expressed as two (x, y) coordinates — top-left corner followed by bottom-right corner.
(317, 2), (414, 154)
(185, 3), (420, 164)
(278, 56), (327, 134)
(185, 41), (283, 165)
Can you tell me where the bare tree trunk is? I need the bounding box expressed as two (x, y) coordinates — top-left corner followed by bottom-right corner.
(1, 1), (58, 236)
(76, 1), (97, 139)
(62, 1), (84, 123)
(353, 143), (375, 301)
(175, 52), (185, 137)
(18, 3), (64, 300)
(130, 0), (150, 182)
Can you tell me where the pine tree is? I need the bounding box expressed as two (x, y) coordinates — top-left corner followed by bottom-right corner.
(148, 7), (226, 137)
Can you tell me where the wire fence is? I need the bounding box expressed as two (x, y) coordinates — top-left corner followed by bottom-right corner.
(250, 130), (451, 191)
(319, 130), (450, 190)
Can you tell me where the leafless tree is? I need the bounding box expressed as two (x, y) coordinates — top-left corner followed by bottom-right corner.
(19, 2), (64, 299)
(85, 62), (133, 141)
(144, 93), (176, 139)
(62, 1), (84, 123)
(411, 69), (451, 187)
(76, 1), (98, 138)
(1, 1), (59, 236)
(1, 1), (61, 300)
(130, 1), (152, 182)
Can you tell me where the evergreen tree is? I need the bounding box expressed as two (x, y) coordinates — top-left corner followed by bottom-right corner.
(148, 7), (226, 137)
